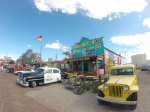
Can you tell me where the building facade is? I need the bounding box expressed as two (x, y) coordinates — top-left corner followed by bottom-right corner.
(131, 54), (147, 68)
(65, 37), (125, 76)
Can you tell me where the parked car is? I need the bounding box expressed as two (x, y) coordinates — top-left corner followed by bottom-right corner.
(14, 68), (35, 76)
(6, 64), (31, 73)
(17, 67), (63, 88)
(141, 66), (150, 71)
(3, 64), (8, 68)
(97, 64), (139, 110)
(60, 69), (68, 79)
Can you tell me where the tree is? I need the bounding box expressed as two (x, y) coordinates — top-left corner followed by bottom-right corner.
(16, 49), (37, 65)
(106, 58), (114, 74)
(8, 60), (15, 64)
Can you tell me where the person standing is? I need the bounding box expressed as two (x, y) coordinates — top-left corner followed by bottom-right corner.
(0, 61), (4, 72)
(0, 61), (1, 72)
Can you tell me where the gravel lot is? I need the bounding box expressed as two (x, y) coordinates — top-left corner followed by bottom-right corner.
(0, 69), (150, 112)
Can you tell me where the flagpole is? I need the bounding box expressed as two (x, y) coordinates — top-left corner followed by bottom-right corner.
(40, 36), (42, 62)
(34, 35), (43, 63)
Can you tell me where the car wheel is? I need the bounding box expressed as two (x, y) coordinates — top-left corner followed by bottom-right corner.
(30, 81), (37, 88)
(8, 69), (11, 73)
(98, 90), (104, 105)
(130, 92), (137, 110)
(9, 68), (14, 73)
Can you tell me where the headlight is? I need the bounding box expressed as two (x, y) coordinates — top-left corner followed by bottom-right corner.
(103, 84), (109, 89)
(123, 85), (129, 91)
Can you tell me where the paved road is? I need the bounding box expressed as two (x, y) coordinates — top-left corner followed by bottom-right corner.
(0, 69), (150, 112)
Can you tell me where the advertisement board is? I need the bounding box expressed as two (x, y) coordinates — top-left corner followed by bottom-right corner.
(71, 37), (104, 58)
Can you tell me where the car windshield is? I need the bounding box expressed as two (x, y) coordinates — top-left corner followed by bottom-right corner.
(111, 68), (133, 75)
(35, 68), (45, 74)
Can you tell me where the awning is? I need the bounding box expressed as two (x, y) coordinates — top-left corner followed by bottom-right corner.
(98, 58), (103, 60)
(84, 58), (90, 60)
(78, 58), (83, 60)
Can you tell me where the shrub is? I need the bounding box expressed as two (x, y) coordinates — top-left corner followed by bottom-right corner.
(87, 71), (94, 76)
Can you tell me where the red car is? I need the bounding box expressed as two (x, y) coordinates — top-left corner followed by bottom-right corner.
(14, 69), (35, 76)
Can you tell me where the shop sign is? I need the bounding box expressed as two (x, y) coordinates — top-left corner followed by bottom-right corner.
(82, 48), (96, 56)
(72, 38), (103, 49)
(71, 37), (104, 58)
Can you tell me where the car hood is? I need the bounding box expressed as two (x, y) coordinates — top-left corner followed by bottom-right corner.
(14, 70), (23, 73)
(14, 70), (34, 73)
(106, 76), (134, 86)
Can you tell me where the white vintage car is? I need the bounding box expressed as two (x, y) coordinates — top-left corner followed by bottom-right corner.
(14, 68), (35, 76)
(17, 67), (62, 87)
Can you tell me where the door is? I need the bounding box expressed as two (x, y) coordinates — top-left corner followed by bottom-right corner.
(52, 69), (61, 82)
(84, 61), (88, 72)
(44, 69), (53, 84)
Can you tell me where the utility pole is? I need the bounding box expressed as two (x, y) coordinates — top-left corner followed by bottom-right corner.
(55, 54), (57, 60)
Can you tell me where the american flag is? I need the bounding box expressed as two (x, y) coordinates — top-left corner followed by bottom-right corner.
(34, 36), (42, 41)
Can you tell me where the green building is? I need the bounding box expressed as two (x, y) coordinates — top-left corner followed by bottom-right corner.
(65, 37), (125, 76)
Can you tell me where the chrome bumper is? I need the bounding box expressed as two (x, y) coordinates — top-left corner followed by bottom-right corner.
(17, 79), (29, 87)
(97, 96), (137, 105)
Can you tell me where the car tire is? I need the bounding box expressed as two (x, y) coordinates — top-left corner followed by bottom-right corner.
(98, 90), (104, 105)
(130, 92), (137, 110)
(9, 68), (14, 73)
(30, 81), (37, 88)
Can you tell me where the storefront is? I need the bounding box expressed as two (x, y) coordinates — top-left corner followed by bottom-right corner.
(65, 37), (125, 76)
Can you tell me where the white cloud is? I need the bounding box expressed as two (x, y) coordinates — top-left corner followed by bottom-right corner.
(116, 48), (126, 51)
(143, 17), (150, 28)
(33, 0), (147, 20)
(111, 32), (150, 46)
(45, 41), (68, 52)
(0, 56), (3, 59)
(111, 32), (150, 63)
(0, 55), (16, 61)
(45, 42), (62, 49)
(27, 45), (31, 48)
(9, 55), (16, 61)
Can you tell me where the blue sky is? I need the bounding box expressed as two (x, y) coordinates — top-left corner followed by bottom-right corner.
(0, 0), (150, 63)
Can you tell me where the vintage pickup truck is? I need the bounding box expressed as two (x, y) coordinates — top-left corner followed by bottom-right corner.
(17, 67), (67, 88)
(97, 64), (139, 110)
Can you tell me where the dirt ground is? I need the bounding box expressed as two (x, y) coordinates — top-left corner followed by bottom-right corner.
(0, 69), (150, 112)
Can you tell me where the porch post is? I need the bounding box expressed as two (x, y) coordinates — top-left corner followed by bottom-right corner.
(88, 60), (91, 71)
(82, 60), (84, 72)
(72, 62), (74, 71)
(96, 57), (99, 76)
